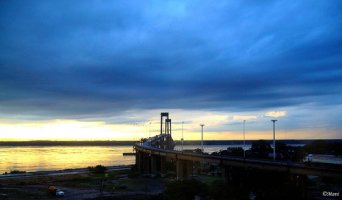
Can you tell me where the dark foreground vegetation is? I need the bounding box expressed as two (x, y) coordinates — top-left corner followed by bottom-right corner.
(2, 170), (26, 175)
(1, 140), (341, 199)
(100, 164), (341, 200)
(162, 174), (309, 200)
(1, 162), (341, 200)
(88, 165), (107, 174)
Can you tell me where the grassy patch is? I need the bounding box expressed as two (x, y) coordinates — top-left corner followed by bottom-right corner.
(195, 175), (222, 185)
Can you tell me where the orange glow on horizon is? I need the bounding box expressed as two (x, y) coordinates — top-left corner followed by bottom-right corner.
(0, 119), (339, 141)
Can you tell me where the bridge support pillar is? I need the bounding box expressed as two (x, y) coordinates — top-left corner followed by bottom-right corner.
(136, 151), (143, 174)
(176, 159), (184, 180)
(136, 152), (167, 176)
(186, 160), (193, 178)
(141, 153), (150, 174)
(160, 156), (167, 176)
(176, 159), (193, 180)
(150, 155), (158, 174)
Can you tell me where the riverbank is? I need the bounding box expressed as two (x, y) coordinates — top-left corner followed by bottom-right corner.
(0, 164), (167, 200)
(0, 165), (133, 180)
(1, 164), (340, 200)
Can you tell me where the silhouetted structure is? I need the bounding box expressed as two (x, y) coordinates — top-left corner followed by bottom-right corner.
(135, 113), (342, 181)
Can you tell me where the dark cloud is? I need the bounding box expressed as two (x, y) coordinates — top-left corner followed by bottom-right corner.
(0, 0), (342, 123)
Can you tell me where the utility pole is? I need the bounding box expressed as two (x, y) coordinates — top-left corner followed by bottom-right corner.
(243, 120), (246, 158)
(271, 120), (277, 161)
(200, 124), (205, 152)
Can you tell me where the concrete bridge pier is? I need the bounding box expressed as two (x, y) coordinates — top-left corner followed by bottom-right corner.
(143, 153), (151, 174)
(176, 159), (183, 179)
(136, 151), (169, 176)
(135, 151), (143, 174)
(135, 152), (151, 174)
(160, 156), (167, 176)
(150, 155), (158, 174)
(176, 159), (193, 180)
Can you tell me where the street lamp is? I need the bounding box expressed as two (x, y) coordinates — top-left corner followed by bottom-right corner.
(200, 124), (205, 152)
(148, 122), (151, 138)
(181, 121), (184, 151)
(271, 120), (277, 161)
(243, 120), (246, 158)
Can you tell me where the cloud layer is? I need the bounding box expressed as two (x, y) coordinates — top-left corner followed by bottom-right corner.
(0, 1), (342, 137)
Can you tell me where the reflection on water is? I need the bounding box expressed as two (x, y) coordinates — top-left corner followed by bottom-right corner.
(0, 146), (135, 173)
(0, 145), (229, 173)
(0, 144), (303, 173)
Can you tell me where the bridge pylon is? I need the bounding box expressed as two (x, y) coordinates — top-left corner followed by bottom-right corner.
(160, 112), (175, 150)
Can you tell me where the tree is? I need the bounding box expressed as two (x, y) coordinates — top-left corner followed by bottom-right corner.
(303, 140), (342, 156)
(276, 141), (289, 160)
(251, 140), (272, 159)
(215, 147), (244, 157)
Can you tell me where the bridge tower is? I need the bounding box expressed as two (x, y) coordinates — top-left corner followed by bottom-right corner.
(160, 112), (169, 135)
(160, 112), (175, 149)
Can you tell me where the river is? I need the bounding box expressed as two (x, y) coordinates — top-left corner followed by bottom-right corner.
(0, 146), (135, 174)
(0, 144), (303, 173)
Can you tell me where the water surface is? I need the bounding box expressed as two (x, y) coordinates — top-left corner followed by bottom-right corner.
(0, 146), (135, 173)
(0, 144), (304, 173)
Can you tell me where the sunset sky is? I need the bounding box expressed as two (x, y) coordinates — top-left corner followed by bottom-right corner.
(0, 1), (341, 141)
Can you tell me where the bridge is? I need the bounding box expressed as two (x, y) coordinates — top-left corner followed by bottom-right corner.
(134, 113), (342, 181)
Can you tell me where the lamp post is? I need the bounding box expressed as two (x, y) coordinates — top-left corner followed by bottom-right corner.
(200, 124), (205, 152)
(148, 122), (151, 138)
(243, 120), (246, 158)
(181, 121), (184, 151)
(271, 120), (277, 161)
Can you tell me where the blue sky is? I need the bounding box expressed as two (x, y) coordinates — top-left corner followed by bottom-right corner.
(0, 1), (341, 140)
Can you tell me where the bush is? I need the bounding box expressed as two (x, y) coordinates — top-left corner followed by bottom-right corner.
(3, 170), (26, 175)
(163, 179), (207, 200)
(208, 180), (248, 200)
(215, 147), (244, 157)
(88, 165), (107, 174)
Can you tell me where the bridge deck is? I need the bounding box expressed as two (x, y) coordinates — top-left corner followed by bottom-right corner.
(134, 144), (342, 179)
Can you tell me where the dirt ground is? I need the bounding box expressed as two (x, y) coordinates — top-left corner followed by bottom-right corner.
(0, 169), (166, 200)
